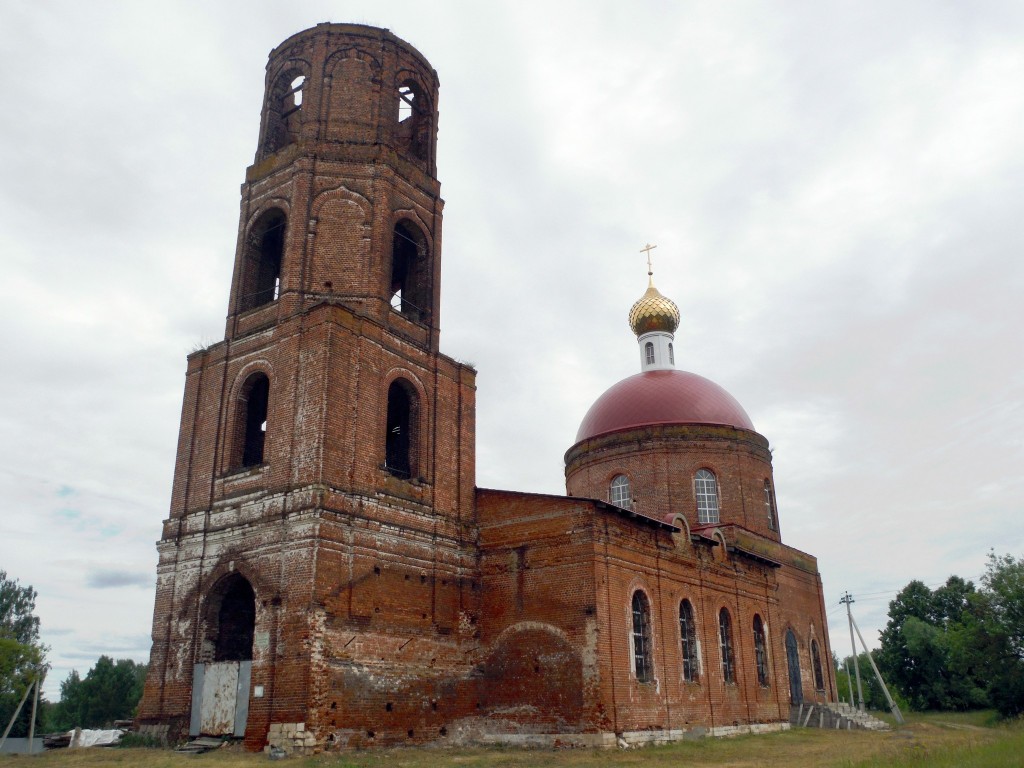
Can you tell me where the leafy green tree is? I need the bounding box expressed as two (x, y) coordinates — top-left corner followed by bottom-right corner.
(977, 553), (1024, 717)
(50, 656), (147, 730)
(0, 571), (47, 737)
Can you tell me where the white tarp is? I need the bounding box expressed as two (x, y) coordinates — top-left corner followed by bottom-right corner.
(68, 728), (124, 748)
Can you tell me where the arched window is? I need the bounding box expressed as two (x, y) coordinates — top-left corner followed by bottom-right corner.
(695, 469), (720, 524)
(764, 479), (777, 531)
(811, 638), (825, 691)
(631, 590), (653, 683)
(719, 607), (735, 683)
(385, 380), (417, 479)
(236, 372), (270, 468)
(609, 475), (631, 509)
(213, 575), (255, 662)
(262, 70), (305, 156)
(390, 220), (431, 323)
(240, 209), (286, 311)
(679, 599), (698, 682)
(396, 79), (429, 160)
(754, 614), (769, 686)
(668, 342), (674, 366)
(644, 341), (655, 365)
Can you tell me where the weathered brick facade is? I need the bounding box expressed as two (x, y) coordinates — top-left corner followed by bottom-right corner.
(137, 23), (835, 751)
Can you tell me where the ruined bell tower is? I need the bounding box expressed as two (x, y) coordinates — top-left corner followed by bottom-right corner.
(137, 24), (479, 748)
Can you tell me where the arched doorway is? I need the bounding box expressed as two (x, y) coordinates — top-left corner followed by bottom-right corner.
(785, 629), (802, 705)
(191, 574), (256, 738)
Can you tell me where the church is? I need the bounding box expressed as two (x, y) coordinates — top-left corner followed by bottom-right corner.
(137, 23), (835, 751)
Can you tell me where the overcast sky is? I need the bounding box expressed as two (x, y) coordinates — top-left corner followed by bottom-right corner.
(2, 1), (1022, 700)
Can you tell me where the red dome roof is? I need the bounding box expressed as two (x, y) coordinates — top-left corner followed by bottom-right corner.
(575, 370), (755, 443)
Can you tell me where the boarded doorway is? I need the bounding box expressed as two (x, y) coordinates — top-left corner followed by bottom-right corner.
(190, 575), (255, 737)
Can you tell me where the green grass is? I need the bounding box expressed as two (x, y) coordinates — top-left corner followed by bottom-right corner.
(2, 713), (1021, 768)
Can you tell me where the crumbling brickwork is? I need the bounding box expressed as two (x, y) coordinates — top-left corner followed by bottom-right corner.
(137, 22), (835, 752)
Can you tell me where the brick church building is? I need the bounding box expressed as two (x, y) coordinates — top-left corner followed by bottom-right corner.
(137, 23), (835, 751)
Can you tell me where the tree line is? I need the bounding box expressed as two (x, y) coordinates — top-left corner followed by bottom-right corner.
(836, 552), (1024, 717)
(1, 570), (146, 735)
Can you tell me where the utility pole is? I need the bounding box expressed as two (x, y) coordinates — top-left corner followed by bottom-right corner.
(841, 592), (865, 711)
(851, 612), (904, 724)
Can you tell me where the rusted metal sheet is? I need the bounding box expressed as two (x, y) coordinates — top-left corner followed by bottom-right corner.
(233, 661), (251, 737)
(199, 662), (239, 735)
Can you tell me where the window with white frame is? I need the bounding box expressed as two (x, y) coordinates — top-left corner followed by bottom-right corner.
(609, 474), (631, 509)
(695, 469), (720, 524)
(644, 341), (655, 365)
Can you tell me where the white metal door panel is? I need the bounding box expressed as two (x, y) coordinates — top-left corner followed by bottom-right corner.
(199, 661), (239, 735)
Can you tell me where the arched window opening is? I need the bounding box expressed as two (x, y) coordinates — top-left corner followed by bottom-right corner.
(609, 474), (631, 510)
(811, 638), (825, 691)
(240, 209), (285, 311)
(679, 599), (699, 683)
(385, 380), (416, 479)
(263, 70), (305, 156)
(631, 591), (653, 682)
(785, 629), (802, 703)
(237, 373), (270, 468)
(668, 342), (675, 366)
(395, 80), (429, 160)
(695, 469), (720, 524)
(754, 614), (769, 686)
(764, 480), (777, 531)
(719, 608), (735, 683)
(644, 341), (655, 366)
(390, 221), (431, 323)
(213, 576), (255, 662)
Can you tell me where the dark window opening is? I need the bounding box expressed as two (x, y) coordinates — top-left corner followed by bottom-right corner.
(811, 638), (825, 691)
(214, 576), (255, 662)
(631, 590), (653, 683)
(719, 608), (735, 683)
(385, 380), (416, 479)
(395, 80), (429, 160)
(754, 614), (769, 686)
(679, 599), (699, 683)
(390, 221), (430, 323)
(240, 210), (286, 311)
(263, 71), (305, 156)
(239, 373), (270, 468)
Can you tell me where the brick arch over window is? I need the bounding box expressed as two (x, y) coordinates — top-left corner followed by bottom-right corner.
(261, 63), (310, 157)
(631, 589), (654, 683)
(384, 377), (420, 480)
(231, 370), (271, 469)
(239, 208), (287, 312)
(390, 218), (432, 323)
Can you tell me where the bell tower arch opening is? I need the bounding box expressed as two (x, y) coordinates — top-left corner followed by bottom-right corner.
(239, 209), (286, 312)
(203, 574), (256, 663)
(390, 220), (431, 323)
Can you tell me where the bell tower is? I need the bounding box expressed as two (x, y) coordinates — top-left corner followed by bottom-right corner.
(138, 24), (478, 748)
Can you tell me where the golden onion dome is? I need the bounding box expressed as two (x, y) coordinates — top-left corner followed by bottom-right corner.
(628, 279), (680, 336)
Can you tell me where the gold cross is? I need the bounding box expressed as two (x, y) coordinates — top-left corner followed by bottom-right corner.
(639, 243), (657, 276)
